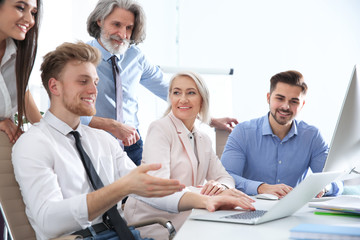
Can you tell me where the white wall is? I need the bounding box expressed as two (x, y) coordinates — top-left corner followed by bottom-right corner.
(30, 0), (360, 144)
(176, 0), (360, 143)
(29, 0), (99, 112)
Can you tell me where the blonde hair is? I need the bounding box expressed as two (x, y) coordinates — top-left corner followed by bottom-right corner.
(40, 41), (101, 96)
(164, 71), (210, 124)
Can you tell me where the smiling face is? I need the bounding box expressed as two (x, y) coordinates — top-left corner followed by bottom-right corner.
(49, 60), (99, 119)
(267, 82), (305, 128)
(0, 0), (37, 41)
(170, 75), (203, 131)
(97, 7), (134, 54)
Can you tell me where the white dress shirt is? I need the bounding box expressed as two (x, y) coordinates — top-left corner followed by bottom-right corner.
(12, 111), (182, 239)
(0, 38), (17, 120)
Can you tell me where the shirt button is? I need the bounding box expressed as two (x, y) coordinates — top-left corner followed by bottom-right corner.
(277, 179), (280, 183)
(279, 160), (282, 164)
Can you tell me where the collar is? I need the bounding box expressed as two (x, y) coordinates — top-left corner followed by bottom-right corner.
(44, 111), (83, 136)
(94, 39), (122, 62)
(1, 38), (17, 66)
(168, 111), (197, 135)
(262, 112), (298, 139)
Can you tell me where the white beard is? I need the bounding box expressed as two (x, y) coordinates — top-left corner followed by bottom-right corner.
(100, 34), (130, 55)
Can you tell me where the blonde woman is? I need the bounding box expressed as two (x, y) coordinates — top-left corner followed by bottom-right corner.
(124, 71), (253, 240)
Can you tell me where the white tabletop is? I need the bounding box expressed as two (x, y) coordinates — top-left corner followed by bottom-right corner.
(174, 198), (360, 240)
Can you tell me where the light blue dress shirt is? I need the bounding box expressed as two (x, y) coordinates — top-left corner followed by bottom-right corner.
(81, 39), (168, 128)
(221, 113), (342, 196)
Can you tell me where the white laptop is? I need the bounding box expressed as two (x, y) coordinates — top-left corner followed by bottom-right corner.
(191, 171), (342, 225)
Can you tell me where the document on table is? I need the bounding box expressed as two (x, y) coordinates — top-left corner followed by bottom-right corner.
(290, 223), (360, 240)
(308, 195), (360, 214)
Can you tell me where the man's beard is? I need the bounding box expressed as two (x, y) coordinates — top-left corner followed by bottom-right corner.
(100, 33), (130, 55)
(270, 108), (293, 126)
(63, 95), (96, 117)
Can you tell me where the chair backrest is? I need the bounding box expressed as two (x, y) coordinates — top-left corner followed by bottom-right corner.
(0, 131), (36, 240)
(0, 131), (171, 240)
(215, 129), (230, 159)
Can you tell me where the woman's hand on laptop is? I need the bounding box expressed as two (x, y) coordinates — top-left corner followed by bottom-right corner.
(200, 180), (227, 196)
(178, 191), (255, 212)
(219, 188), (255, 202)
(205, 195), (256, 212)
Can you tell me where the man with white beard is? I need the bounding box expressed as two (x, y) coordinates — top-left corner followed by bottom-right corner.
(81, 0), (239, 166)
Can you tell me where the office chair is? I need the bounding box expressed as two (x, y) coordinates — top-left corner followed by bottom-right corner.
(0, 131), (175, 240)
(215, 129), (230, 159)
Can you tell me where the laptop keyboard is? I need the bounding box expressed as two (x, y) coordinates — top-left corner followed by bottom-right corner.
(223, 210), (268, 220)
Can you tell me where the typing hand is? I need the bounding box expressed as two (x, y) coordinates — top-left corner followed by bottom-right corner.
(219, 188), (255, 203)
(205, 195), (255, 212)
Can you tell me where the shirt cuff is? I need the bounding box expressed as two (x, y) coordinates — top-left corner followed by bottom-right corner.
(324, 181), (344, 196)
(133, 189), (187, 214)
(71, 193), (92, 228)
(246, 181), (264, 196)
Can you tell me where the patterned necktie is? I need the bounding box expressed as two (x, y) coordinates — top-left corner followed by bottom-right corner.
(70, 131), (135, 240)
(110, 55), (124, 124)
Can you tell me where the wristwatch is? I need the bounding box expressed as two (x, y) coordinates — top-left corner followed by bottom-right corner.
(165, 221), (176, 239)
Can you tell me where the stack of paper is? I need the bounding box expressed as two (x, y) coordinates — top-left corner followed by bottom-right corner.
(309, 195), (360, 214)
(290, 224), (360, 239)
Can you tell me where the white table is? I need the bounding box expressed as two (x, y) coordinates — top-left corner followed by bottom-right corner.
(174, 198), (360, 240)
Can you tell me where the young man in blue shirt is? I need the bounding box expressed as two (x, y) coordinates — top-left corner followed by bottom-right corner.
(221, 70), (343, 198)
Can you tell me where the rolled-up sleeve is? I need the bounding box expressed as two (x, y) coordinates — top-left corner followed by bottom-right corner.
(132, 189), (188, 214)
(12, 131), (91, 239)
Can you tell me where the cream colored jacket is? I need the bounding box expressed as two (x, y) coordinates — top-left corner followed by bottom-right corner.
(124, 112), (234, 240)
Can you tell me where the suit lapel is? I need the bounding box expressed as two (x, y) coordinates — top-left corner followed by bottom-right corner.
(168, 113), (198, 185)
(194, 130), (206, 184)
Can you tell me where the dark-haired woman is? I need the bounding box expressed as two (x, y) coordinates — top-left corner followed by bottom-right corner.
(0, 0), (42, 143)
(0, 0), (42, 236)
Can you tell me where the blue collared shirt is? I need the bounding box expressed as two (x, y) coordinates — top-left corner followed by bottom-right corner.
(221, 113), (343, 196)
(81, 39), (168, 128)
